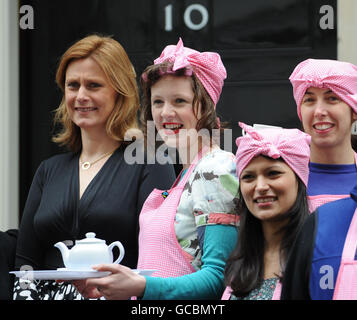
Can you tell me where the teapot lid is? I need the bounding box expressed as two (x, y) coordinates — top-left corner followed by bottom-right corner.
(75, 232), (105, 244)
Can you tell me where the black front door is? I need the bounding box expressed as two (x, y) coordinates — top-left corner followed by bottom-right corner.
(19, 0), (337, 216)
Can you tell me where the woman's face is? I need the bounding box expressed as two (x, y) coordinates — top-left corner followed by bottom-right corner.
(65, 57), (117, 132)
(240, 156), (298, 222)
(150, 75), (201, 149)
(300, 87), (357, 151)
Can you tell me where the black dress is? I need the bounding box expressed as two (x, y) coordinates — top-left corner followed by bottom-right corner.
(13, 145), (176, 300)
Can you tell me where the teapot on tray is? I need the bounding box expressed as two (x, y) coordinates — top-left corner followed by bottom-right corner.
(54, 232), (125, 270)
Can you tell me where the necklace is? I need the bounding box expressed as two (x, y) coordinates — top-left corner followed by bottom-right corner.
(80, 149), (116, 170)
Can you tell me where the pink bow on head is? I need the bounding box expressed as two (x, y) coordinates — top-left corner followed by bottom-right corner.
(289, 58), (357, 119)
(154, 38), (227, 107)
(236, 122), (311, 186)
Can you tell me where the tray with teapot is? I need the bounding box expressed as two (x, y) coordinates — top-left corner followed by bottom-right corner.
(10, 232), (157, 280)
(10, 268), (157, 280)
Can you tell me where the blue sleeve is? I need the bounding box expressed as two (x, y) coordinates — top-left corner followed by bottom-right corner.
(142, 224), (237, 300)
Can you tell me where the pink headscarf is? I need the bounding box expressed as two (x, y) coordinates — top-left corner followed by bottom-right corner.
(153, 38), (227, 107)
(235, 122), (311, 186)
(289, 58), (357, 119)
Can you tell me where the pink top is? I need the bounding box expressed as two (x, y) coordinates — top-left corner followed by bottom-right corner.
(333, 207), (357, 299)
(137, 152), (199, 278)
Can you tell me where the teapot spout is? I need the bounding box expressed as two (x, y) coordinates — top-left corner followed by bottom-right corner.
(54, 242), (69, 267)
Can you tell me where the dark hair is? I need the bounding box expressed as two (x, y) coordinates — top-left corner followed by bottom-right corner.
(139, 61), (226, 147)
(224, 172), (309, 298)
(352, 135), (357, 153)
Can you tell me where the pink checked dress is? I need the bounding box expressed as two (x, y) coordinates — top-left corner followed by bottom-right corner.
(137, 149), (205, 277)
(333, 206), (357, 299)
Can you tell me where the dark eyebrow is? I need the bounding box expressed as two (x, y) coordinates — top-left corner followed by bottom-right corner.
(265, 165), (284, 170)
(304, 89), (333, 95)
(241, 164), (284, 175)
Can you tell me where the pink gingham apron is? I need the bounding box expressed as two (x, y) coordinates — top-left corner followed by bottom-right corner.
(137, 148), (207, 278)
(333, 207), (357, 300)
(221, 281), (282, 300)
(308, 153), (357, 212)
(220, 286), (232, 300)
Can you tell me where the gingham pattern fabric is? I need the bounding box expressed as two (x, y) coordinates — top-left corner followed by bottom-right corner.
(221, 286), (232, 300)
(137, 149), (207, 278)
(154, 38), (227, 106)
(235, 122), (311, 186)
(308, 194), (350, 213)
(333, 207), (357, 300)
(289, 58), (357, 119)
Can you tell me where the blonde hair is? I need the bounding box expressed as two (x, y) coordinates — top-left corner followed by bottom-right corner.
(53, 34), (139, 152)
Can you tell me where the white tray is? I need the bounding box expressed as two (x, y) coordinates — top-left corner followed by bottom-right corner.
(10, 269), (157, 280)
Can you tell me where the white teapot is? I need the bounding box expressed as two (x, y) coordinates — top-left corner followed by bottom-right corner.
(54, 232), (125, 270)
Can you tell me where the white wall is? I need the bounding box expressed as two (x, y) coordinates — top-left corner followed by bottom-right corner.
(338, 0), (357, 65)
(0, 0), (19, 230)
(338, 0), (357, 134)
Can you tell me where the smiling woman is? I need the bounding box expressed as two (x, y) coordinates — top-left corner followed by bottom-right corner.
(240, 157), (299, 222)
(300, 88), (355, 160)
(13, 34), (176, 300)
(64, 57), (117, 132)
(222, 122), (311, 300)
(289, 59), (357, 211)
(150, 75), (201, 155)
(73, 38), (239, 301)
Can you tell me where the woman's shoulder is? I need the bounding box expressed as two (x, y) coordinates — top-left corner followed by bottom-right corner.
(42, 152), (76, 164)
(37, 152), (77, 173)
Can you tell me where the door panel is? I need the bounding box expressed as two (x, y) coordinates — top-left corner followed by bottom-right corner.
(19, 0), (337, 215)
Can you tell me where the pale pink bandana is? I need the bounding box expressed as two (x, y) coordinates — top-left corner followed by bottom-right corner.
(235, 122), (311, 186)
(289, 58), (357, 119)
(153, 38), (227, 107)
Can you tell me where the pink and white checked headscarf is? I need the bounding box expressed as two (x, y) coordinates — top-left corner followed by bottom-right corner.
(235, 122), (311, 186)
(289, 58), (357, 119)
(153, 38), (227, 107)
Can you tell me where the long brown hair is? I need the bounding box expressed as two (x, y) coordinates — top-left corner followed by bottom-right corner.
(52, 34), (140, 152)
(224, 169), (309, 298)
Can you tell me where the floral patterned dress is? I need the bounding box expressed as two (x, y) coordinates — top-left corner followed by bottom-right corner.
(230, 278), (279, 300)
(174, 148), (239, 271)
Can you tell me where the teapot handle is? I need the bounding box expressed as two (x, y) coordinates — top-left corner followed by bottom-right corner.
(108, 241), (125, 264)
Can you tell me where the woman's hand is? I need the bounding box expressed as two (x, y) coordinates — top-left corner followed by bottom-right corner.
(72, 264), (147, 300)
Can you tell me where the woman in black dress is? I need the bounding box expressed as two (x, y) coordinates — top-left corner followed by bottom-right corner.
(13, 34), (175, 300)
